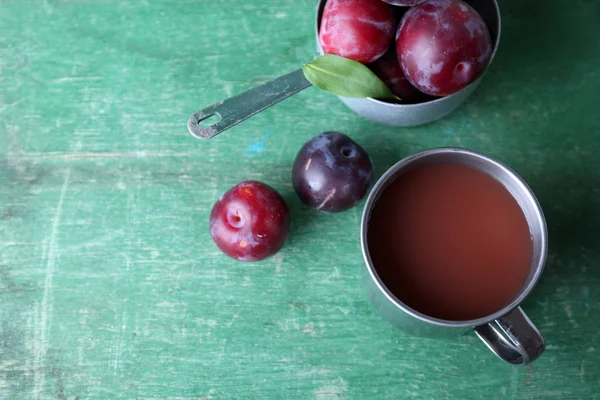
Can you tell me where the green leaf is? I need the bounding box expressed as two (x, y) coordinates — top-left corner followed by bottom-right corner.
(302, 54), (399, 100)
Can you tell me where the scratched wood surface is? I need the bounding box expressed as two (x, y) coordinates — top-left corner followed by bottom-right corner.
(1, 0), (600, 399)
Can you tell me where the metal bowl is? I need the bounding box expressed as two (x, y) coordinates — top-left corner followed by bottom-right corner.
(315, 0), (501, 127)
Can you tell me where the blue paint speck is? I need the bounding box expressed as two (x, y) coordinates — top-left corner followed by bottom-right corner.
(246, 132), (271, 157)
(248, 141), (265, 154)
(444, 130), (453, 135)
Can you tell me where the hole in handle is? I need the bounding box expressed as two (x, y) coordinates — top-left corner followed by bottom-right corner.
(198, 113), (222, 128)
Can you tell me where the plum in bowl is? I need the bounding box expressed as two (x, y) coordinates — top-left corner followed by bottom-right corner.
(315, 0), (501, 127)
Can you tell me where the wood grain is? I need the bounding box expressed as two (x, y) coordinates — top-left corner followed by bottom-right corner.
(1, 0), (600, 398)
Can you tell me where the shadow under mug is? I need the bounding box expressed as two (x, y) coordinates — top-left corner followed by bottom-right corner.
(360, 148), (547, 365)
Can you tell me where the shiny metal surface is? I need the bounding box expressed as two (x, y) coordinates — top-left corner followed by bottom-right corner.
(187, 69), (311, 139)
(475, 307), (545, 365)
(315, 0), (501, 126)
(360, 148), (548, 363)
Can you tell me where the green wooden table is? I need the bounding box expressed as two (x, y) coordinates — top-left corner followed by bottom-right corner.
(1, 0), (599, 398)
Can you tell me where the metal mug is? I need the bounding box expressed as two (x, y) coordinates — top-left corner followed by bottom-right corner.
(360, 148), (547, 365)
(315, 0), (501, 127)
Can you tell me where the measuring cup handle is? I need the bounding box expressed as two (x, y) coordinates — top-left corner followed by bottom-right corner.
(474, 307), (545, 365)
(187, 69), (312, 139)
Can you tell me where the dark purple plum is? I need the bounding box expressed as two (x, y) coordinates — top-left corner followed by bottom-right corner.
(292, 132), (374, 213)
(210, 181), (290, 262)
(368, 48), (432, 103)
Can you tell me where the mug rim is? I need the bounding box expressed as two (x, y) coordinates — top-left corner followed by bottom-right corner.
(360, 147), (548, 328)
(314, 0), (502, 108)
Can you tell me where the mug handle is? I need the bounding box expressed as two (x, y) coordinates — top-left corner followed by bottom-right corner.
(474, 307), (545, 365)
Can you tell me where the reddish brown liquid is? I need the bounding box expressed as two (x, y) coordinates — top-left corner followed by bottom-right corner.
(367, 163), (532, 321)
